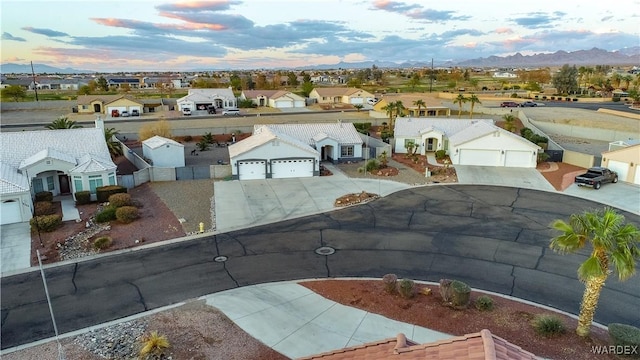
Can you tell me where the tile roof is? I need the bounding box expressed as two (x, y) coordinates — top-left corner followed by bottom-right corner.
(256, 123), (363, 145)
(378, 93), (447, 108)
(142, 135), (184, 149)
(77, 94), (126, 105)
(228, 126), (319, 158)
(0, 128), (115, 171)
(70, 154), (117, 173)
(602, 144), (640, 156)
(312, 87), (364, 97)
(0, 163), (30, 194)
(187, 88), (235, 98)
(19, 148), (77, 169)
(300, 330), (539, 360)
(449, 121), (540, 149)
(242, 90), (281, 98)
(394, 118), (494, 138)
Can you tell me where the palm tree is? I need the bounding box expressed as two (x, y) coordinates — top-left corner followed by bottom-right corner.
(104, 127), (123, 158)
(550, 208), (640, 337)
(413, 99), (426, 117)
(468, 94), (481, 119)
(454, 94), (467, 118)
(46, 116), (82, 129)
(502, 114), (517, 133)
(381, 103), (395, 129)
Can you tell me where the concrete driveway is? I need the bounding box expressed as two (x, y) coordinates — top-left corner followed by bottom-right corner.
(0, 222), (31, 275)
(454, 165), (556, 192)
(563, 182), (640, 215)
(214, 173), (412, 232)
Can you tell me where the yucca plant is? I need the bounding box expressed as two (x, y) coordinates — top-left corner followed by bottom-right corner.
(139, 331), (170, 359)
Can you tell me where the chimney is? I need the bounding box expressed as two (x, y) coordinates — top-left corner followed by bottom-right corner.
(95, 115), (104, 130)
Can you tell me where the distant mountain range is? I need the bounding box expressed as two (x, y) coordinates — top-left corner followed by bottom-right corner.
(2, 47), (639, 74)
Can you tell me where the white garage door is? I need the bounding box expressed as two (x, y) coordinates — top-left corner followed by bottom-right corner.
(274, 100), (293, 108)
(271, 159), (314, 179)
(294, 101), (306, 108)
(459, 149), (501, 166)
(608, 160), (629, 182)
(634, 168), (640, 185)
(107, 106), (127, 116)
(1, 199), (23, 225)
(504, 150), (532, 167)
(238, 160), (266, 180)
(350, 98), (364, 105)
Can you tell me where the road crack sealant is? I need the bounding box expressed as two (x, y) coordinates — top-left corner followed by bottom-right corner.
(127, 281), (148, 311)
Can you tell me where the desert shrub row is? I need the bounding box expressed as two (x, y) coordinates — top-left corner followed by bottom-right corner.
(35, 191), (53, 202)
(34, 201), (56, 216)
(30, 214), (62, 232)
(96, 185), (127, 203)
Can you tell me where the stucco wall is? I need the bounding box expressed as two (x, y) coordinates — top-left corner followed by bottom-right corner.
(210, 165), (232, 179)
(563, 150), (595, 168)
(150, 167), (176, 182)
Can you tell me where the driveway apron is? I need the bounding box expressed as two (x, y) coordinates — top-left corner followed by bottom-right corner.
(454, 165), (555, 192)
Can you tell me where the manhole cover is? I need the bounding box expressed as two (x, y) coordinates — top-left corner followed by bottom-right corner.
(315, 246), (335, 256)
(214, 256), (228, 262)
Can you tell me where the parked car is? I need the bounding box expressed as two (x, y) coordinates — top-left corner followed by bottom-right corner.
(500, 101), (519, 107)
(367, 98), (379, 105)
(575, 167), (618, 189)
(207, 105), (216, 114)
(520, 101), (538, 107)
(131, 109), (140, 116)
(222, 108), (241, 116)
(182, 108), (192, 116)
(121, 110), (130, 117)
(111, 109), (120, 117)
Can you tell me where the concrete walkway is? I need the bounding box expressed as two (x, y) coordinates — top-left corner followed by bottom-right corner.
(59, 196), (80, 221)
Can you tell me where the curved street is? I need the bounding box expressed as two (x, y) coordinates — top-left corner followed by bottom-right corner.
(1, 185), (639, 349)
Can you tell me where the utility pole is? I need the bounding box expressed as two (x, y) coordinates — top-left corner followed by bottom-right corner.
(31, 61), (39, 101)
(429, 58), (434, 93)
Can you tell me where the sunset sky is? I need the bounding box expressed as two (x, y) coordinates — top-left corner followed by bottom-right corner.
(1, 0), (639, 72)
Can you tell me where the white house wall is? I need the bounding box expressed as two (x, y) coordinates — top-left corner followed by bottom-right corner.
(451, 133), (538, 168)
(230, 140), (319, 177)
(143, 144), (185, 168)
(0, 192), (32, 224)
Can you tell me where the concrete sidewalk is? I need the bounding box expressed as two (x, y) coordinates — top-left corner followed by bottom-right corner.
(204, 282), (451, 359)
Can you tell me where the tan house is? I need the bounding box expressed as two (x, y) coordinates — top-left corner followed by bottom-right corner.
(374, 93), (451, 117)
(77, 95), (144, 116)
(601, 144), (640, 185)
(300, 330), (538, 359)
(309, 87), (375, 105)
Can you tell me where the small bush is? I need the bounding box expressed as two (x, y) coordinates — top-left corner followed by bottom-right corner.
(474, 295), (494, 311)
(35, 191), (53, 202)
(93, 236), (113, 250)
(608, 323), (640, 349)
(75, 191), (91, 205)
(34, 201), (56, 216)
(382, 273), (398, 294)
(108, 193), (131, 207)
(96, 185), (127, 203)
(358, 159), (380, 173)
(30, 214), (62, 232)
(139, 331), (170, 359)
(435, 150), (447, 160)
(116, 206), (139, 224)
(533, 314), (566, 337)
(397, 278), (415, 299)
(450, 280), (471, 308)
(95, 205), (117, 223)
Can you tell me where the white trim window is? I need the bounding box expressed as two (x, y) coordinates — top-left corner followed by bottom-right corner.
(341, 145), (354, 157)
(88, 175), (103, 194)
(74, 176), (83, 192)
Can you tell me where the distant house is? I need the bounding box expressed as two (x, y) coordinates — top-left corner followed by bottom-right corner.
(176, 88), (237, 113)
(602, 143), (640, 185)
(77, 94), (144, 116)
(142, 136), (185, 168)
(107, 77), (141, 89)
(0, 123), (117, 224)
(393, 118), (540, 168)
(228, 123), (363, 180)
(240, 90), (306, 109)
(309, 87), (375, 105)
(374, 93), (451, 117)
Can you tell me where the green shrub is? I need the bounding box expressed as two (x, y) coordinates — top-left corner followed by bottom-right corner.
(34, 201), (56, 216)
(608, 323), (640, 350)
(435, 150), (446, 160)
(30, 214), (62, 232)
(397, 278), (415, 299)
(93, 236), (113, 250)
(196, 139), (210, 151)
(75, 191), (91, 205)
(450, 280), (471, 308)
(533, 314), (566, 337)
(96, 185), (127, 203)
(202, 132), (215, 144)
(108, 193), (131, 207)
(382, 273), (398, 294)
(474, 295), (494, 311)
(95, 205), (117, 223)
(35, 191), (53, 202)
(116, 206), (139, 224)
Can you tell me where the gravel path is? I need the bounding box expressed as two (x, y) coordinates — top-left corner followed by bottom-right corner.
(336, 159), (430, 185)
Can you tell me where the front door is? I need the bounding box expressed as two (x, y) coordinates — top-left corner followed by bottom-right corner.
(59, 174), (70, 194)
(427, 138), (436, 152)
(93, 104), (101, 113)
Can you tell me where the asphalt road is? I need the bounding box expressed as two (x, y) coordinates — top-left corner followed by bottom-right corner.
(2, 185), (639, 349)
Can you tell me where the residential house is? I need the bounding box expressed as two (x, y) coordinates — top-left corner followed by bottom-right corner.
(176, 88), (237, 113)
(309, 88), (375, 105)
(602, 143), (640, 185)
(229, 123), (363, 180)
(142, 136), (185, 168)
(374, 93), (451, 117)
(240, 90), (306, 109)
(394, 118), (540, 168)
(107, 77), (141, 89)
(299, 330), (538, 359)
(0, 122), (117, 224)
(77, 94), (144, 116)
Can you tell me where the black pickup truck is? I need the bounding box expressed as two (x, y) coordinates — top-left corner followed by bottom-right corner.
(575, 167), (618, 189)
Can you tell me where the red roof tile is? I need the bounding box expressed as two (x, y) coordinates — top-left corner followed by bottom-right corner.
(298, 330), (539, 360)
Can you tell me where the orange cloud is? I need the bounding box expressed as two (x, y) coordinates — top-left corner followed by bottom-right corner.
(495, 27), (513, 34)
